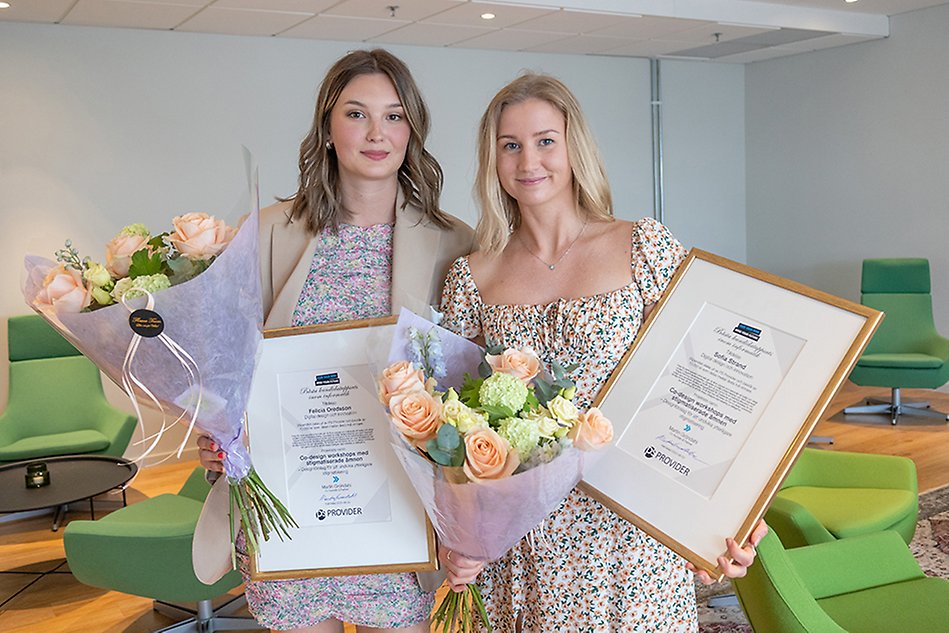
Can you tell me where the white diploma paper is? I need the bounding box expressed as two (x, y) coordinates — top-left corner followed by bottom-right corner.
(617, 303), (805, 498)
(278, 364), (391, 527)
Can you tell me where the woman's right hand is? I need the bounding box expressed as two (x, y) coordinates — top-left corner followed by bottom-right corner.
(196, 433), (225, 473)
(438, 546), (484, 592)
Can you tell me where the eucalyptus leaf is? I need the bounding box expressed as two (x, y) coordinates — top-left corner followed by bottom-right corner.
(436, 423), (461, 450)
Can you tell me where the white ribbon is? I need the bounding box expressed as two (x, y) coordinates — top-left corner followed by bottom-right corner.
(120, 289), (203, 463)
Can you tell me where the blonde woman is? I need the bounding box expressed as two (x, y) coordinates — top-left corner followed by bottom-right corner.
(438, 73), (765, 631)
(197, 49), (473, 633)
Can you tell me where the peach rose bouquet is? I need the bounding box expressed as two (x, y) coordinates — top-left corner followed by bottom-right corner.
(32, 212), (237, 316)
(22, 175), (296, 559)
(378, 310), (613, 632)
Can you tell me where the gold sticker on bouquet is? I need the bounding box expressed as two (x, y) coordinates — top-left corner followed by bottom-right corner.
(129, 309), (165, 338)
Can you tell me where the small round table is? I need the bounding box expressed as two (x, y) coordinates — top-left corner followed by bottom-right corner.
(0, 455), (138, 531)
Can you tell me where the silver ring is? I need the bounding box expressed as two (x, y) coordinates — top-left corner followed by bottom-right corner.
(446, 550), (453, 562)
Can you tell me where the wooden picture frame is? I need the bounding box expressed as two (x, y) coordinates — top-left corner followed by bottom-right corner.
(245, 316), (438, 579)
(581, 250), (882, 578)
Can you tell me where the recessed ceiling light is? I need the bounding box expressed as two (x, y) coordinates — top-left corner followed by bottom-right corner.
(481, 13), (496, 20)
(845, 0), (859, 3)
(0, 2), (11, 8)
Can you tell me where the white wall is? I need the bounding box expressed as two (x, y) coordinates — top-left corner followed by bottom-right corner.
(745, 3), (949, 342)
(0, 22), (745, 460)
(662, 59), (746, 259)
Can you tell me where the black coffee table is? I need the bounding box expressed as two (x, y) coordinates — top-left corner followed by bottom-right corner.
(0, 455), (138, 531)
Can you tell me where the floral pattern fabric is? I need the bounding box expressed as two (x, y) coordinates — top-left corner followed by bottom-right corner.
(440, 217), (696, 632)
(292, 223), (393, 326)
(240, 222), (434, 630)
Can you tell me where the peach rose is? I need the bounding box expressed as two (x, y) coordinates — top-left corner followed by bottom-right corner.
(389, 390), (443, 445)
(378, 360), (426, 407)
(105, 232), (149, 277)
(486, 347), (541, 383)
(463, 426), (520, 482)
(569, 407), (614, 451)
(34, 265), (92, 313)
(169, 212), (236, 260)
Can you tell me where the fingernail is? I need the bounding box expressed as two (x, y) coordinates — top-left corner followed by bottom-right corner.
(217, 452), (225, 459)
(210, 442), (218, 451)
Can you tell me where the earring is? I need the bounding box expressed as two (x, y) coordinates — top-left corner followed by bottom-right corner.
(325, 140), (333, 150)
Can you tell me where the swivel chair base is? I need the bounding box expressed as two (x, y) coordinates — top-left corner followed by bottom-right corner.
(844, 387), (949, 425)
(153, 594), (263, 633)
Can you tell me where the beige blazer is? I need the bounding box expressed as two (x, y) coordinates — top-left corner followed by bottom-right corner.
(260, 197), (475, 328)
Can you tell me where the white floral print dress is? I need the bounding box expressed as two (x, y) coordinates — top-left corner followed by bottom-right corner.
(440, 218), (697, 632)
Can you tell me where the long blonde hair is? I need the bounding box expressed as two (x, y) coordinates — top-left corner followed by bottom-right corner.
(474, 73), (613, 254)
(284, 49), (451, 234)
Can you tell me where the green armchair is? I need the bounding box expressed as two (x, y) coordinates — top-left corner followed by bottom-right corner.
(733, 529), (949, 632)
(64, 467), (261, 633)
(844, 258), (949, 424)
(767, 448), (918, 549)
(0, 314), (137, 462)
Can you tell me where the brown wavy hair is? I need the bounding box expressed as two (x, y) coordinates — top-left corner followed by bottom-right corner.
(474, 73), (613, 254)
(284, 49), (451, 234)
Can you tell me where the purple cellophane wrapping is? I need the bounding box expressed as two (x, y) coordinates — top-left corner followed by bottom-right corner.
(22, 202), (261, 480)
(387, 311), (584, 562)
(392, 431), (583, 561)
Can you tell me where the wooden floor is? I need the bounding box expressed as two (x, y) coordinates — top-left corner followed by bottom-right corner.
(0, 381), (946, 633)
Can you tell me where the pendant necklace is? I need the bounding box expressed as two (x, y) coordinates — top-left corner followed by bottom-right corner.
(517, 220), (588, 271)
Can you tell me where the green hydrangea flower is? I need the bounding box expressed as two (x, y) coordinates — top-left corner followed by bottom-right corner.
(112, 273), (171, 301)
(119, 223), (151, 238)
(479, 372), (529, 414)
(498, 416), (541, 460)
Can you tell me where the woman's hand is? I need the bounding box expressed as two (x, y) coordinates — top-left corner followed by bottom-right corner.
(438, 546), (484, 593)
(688, 519), (768, 585)
(196, 433), (225, 473)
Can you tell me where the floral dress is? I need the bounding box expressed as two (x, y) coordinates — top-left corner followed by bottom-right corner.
(440, 218), (696, 632)
(237, 222), (435, 630)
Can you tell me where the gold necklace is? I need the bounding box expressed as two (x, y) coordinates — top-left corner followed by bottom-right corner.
(516, 221), (588, 271)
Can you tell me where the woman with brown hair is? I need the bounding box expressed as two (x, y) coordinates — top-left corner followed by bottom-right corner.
(197, 48), (473, 633)
(438, 72), (765, 631)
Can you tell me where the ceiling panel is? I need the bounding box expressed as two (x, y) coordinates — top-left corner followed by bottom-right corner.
(213, 0), (336, 12)
(419, 1), (555, 28)
(1, 0), (935, 62)
(371, 21), (493, 46)
(0, 0), (74, 22)
(177, 7), (313, 36)
(452, 27), (571, 51)
(659, 23), (779, 44)
(322, 0), (463, 22)
(62, 0), (202, 30)
(604, 39), (701, 57)
(510, 8), (640, 34)
(280, 14), (406, 41)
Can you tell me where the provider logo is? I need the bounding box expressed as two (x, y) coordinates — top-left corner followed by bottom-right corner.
(643, 445), (690, 476)
(315, 506), (363, 521)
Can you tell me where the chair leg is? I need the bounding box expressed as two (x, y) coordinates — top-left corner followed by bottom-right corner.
(153, 595), (263, 632)
(708, 592), (740, 607)
(843, 387), (949, 425)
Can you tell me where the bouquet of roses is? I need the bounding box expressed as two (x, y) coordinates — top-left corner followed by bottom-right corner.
(378, 311), (614, 632)
(22, 183), (296, 561)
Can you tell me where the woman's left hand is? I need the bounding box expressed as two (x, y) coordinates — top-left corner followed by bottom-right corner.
(688, 519), (768, 585)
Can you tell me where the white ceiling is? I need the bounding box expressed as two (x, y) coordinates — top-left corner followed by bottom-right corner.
(2, 0), (947, 63)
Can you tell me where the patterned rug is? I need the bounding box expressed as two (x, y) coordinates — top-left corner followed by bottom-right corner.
(695, 484), (949, 632)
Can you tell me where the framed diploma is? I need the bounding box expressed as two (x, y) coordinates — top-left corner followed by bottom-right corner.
(244, 316), (438, 580)
(580, 249), (882, 578)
